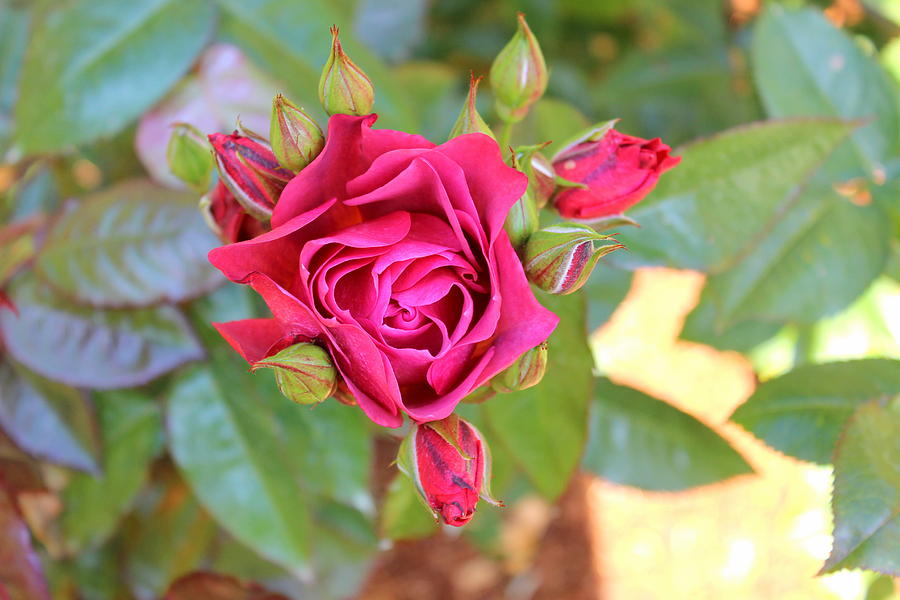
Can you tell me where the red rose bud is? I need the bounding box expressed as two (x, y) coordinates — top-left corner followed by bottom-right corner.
(250, 342), (337, 405)
(489, 13), (548, 123)
(318, 26), (375, 116)
(552, 123), (680, 220)
(208, 131), (293, 221)
(166, 123), (213, 192)
(398, 415), (500, 527)
(523, 223), (624, 295)
(269, 94), (325, 172)
(449, 73), (495, 140)
(200, 182), (269, 244)
(491, 341), (548, 393)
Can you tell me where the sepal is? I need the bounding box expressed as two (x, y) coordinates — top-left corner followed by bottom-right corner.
(318, 26), (375, 116)
(523, 223), (624, 295)
(269, 94), (325, 172)
(489, 12), (548, 123)
(166, 123), (213, 192)
(251, 342), (337, 405)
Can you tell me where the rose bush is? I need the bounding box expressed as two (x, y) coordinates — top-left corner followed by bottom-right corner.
(209, 114), (559, 427)
(553, 128), (680, 220)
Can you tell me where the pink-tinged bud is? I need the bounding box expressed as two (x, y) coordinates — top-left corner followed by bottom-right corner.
(523, 223), (624, 295)
(269, 94), (325, 172)
(530, 151), (555, 208)
(552, 122), (680, 220)
(491, 341), (548, 393)
(489, 12), (548, 123)
(251, 342), (337, 405)
(398, 415), (501, 527)
(449, 73), (495, 140)
(318, 26), (375, 116)
(199, 182), (269, 244)
(208, 131), (293, 221)
(166, 123), (213, 192)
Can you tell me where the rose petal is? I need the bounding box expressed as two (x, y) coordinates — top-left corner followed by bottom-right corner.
(213, 318), (289, 364)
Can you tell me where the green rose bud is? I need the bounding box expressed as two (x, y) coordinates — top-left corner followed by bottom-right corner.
(251, 342), (337, 405)
(269, 94), (325, 172)
(491, 342), (548, 393)
(318, 26), (375, 116)
(489, 12), (548, 123)
(449, 73), (495, 140)
(523, 223), (623, 295)
(166, 122), (213, 192)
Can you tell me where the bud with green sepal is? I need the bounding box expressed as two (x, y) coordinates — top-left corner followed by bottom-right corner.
(523, 223), (624, 295)
(489, 12), (548, 123)
(270, 94), (325, 172)
(318, 26), (375, 116)
(250, 342), (337, 405)
(397, 415), (502, 527)
(449, 73), (495, 140)
(504, 149), (540, 249)
(166, 123), (213, 193)
(491, 341), (548, 393)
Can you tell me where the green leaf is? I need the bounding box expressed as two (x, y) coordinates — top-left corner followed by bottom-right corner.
(0, 2), (30, 155)
(731, 359), (900, 465)
(611, 119), (856, 272)
(701, 188), (891, 326)
(125, 472), (216, 600)
(583, 266), (632, 332)
(380, 474), (438, 541)
(15, 0), (216, 154)
(393, 62), (460, 142)
(163, 572), (292, 600)
(35, 180), (222, 308)
(584, 379), (752, 490)
(680, 288), (782, 353)
(214, 0), (414, 131)
(0, 362), (101, 474)
(0, 482), (50, 600)
(167, 366), (314, 574)
(59, 391), (162, 555)
(752, 5), (900, 179)
(353, 0), (428, 63)
(483, 292), (593, 499)
(512, 97), (590, 157)
(0, 274), (204, 389)
(822, 400), (900, 576)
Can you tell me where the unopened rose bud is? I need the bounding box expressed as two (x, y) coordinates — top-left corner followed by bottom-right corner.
(491, 342), (548, 393)
(398, 415), (500, 527)
(489, 12), (548, 123)
(523, 223), (623, 295)
(208, 131), (293, 221)
(552, 121), (680, 220)
(449, 73), (495, 140)
(251, 342), (337, 405)
(199, 182), (269, 244)
(504, 188), (539, 249)
(318, 26), (375, 116)
(166, 123), (213, 192)
(269, 94), (325, 172)
(530, 151), (555, 208)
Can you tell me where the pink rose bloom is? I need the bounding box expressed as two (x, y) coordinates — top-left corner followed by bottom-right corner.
(209, 114), (558, 427)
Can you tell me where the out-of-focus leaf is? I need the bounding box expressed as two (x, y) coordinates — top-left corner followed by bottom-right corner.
(584, 379), (752, 490)
(583, 266), (632, 332)
(484, 292), (593, 499)
(0, 274), (204, 388)
(135, 44), (278, 187)
(163, 572), (291, 600)
(125, 473), (215, 600)
(308, 501), (378, 599)
(0, 432), (46, 495)
(353, 0), (427, 63)
(15, 0), (216, 154)
(60, 391), (162, 555)
(380, 474), (438, 541)
(35, 180), (222, 308)
(731, 359), (900, 464)
(0, 2), (29, 156)
(700, 188), (890, 327)
(2, 163), (60, 223)
(214, 0), (414, 131)
(0, 482), (51, 600)
(393, 62), (460, 142)
(513, 97), (590, 157)
(822, 400), (900, 575)
(0, 217), (41, 286)
(752, 6), (900, 179)
(0, 362), (101, 474)
(680, 287), (782, 352)
(611, 119), (856, 272)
